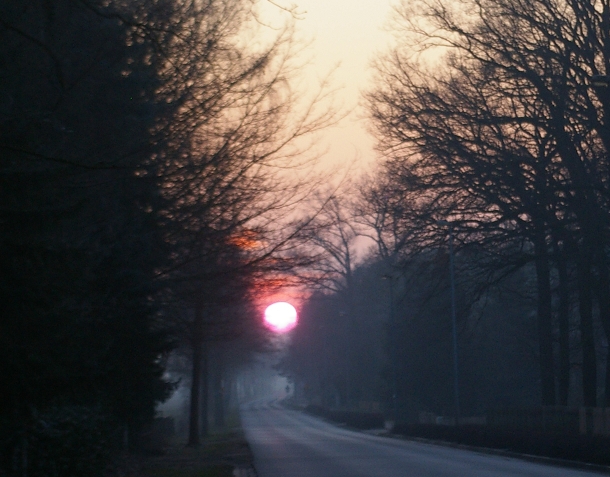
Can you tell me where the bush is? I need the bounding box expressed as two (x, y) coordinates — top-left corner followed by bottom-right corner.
(9, 405), (116, 477)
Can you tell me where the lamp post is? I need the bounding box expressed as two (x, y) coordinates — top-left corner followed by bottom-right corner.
(437, 220), (461, 425)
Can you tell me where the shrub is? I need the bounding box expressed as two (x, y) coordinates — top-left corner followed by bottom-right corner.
(25, 405), (115, 477)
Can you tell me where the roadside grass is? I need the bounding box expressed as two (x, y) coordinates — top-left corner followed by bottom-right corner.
(143, 464), (234, 477)
(136, 409), (250, 477)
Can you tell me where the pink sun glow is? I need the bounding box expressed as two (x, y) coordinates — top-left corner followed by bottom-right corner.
(264, 302), (297, 332)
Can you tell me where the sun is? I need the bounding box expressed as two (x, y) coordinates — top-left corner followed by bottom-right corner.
(264, 302), (298, 333)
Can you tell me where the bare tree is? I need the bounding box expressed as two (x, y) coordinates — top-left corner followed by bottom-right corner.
(365, 0), (610, 406)
(126, 0), (338, 445)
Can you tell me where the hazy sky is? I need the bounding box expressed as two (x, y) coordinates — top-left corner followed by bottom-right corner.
(277, 0), (396, 172)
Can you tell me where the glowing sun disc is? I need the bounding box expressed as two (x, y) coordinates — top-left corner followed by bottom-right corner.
(264, 302), (297, 332)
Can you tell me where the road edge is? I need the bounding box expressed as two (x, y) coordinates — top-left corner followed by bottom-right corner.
(296, 403), (610, 475)
(378, 431), (610, 475)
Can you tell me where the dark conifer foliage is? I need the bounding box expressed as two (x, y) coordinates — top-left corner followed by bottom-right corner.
(1, 0), (335, 470)
(0, 0), (174, 473)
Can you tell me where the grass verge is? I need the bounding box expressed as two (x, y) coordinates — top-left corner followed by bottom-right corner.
(143, 464), (234, 477)
(108, 411), (254, 477)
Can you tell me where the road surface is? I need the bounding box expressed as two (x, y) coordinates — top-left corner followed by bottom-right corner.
(240, 400), (606, 477)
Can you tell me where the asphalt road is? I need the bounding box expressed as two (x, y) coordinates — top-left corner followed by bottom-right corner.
(240, 400), (607, 477)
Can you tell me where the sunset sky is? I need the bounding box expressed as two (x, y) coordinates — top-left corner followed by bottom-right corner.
(270, 0), (396, 172)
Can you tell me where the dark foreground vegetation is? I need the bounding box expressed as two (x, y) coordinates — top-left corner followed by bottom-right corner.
(1, 0), (331, 475)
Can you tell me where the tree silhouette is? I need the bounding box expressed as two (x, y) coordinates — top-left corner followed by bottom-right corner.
(365, 0), (610, 406)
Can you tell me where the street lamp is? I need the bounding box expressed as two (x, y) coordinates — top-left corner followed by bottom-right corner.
(436, 220), (461, 425)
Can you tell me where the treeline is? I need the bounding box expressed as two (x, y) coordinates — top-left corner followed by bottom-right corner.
(0, 1), (332, 475)
(282, 244), (541, 421)
(283, 0), (610, 421)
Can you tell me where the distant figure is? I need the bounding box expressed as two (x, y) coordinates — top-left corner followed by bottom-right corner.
(285, 384), (290, 394)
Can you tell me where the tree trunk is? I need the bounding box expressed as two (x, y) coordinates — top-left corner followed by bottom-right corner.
(594, 248), (610, 406)
(20, 427), (27, 477)
(201, 341), (209, 438)
(534, 232), (556, 406)
(578, 251), (597, 407)
(213, 349), (225, 429)
(556, 247), (571, 406)
(188, 301), (204, 447)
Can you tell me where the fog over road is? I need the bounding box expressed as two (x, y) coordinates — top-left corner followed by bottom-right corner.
(240, 401), (604, 477)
